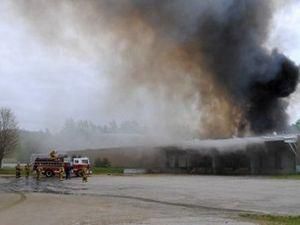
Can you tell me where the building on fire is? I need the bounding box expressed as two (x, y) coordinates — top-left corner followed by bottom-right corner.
(70, 135), (300, 175)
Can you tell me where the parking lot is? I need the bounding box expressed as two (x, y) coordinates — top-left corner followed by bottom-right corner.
(0, 175), (299, 225)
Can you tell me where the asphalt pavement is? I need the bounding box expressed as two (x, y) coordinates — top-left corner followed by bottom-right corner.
(0, 175), (299, 225)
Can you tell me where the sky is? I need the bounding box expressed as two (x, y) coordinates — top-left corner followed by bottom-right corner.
(269, 0), (300, 123)
(0, 1), (111, 130)
(0, 1), (300, 132)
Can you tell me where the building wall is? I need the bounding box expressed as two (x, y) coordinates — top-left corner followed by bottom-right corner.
(295, 136), (300, 172)
(70, 139), (297, 175)
(161, 141), (296, 175)
(70, 147), (165, 170)
(264, 141), (296, 174)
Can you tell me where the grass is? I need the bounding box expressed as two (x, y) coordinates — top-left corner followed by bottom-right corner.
(240, 213), (300, 225)
(0, 168), (15, 175)
(92, 167), (123, 175)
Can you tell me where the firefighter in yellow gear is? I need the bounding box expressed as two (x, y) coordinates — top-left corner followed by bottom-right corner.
(15, 163), (21, 178)
(49, 150), (58, 160)
(58, 165), (65, 181)
(24, 163), (31, 178)
(82, 167), (88, 183)
(36, 164), (43, 180)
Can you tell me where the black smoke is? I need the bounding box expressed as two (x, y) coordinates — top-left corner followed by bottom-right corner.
(14, 0), (300, 137)
(192, 0), (299, 134)
(133, 0), (299, 135)
(248, 53), (299, 133)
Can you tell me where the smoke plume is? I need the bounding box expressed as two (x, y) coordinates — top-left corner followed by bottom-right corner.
(13, 0), (299, 138)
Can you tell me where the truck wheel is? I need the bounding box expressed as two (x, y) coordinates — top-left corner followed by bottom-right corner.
(45, 170), (54, 177)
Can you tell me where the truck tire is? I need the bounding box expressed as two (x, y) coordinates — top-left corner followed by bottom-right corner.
(45, 170), (54, 177)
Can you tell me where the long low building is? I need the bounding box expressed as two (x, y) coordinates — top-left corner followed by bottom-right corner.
(70, 135), (300, 175)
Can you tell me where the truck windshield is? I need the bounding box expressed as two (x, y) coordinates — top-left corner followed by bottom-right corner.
(82, 160), (89, 164)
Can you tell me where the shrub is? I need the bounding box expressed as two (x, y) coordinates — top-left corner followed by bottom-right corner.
(94, 157), (111, 167)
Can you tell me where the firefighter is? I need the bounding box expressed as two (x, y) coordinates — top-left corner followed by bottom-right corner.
(24, 163), (31, 178)
(58, 165), (65, 181)
(82, 167), (88, 183)
(36, 163), (43, 180)
(15, 163), (21, 178)
(65, 163), (71, 180)
(49, 150), (57, 160)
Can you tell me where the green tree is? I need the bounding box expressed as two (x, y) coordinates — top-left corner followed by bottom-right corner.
(291, 119), (300, 132)
(94, 157), (111, 167)
(0, 108), (18, 167)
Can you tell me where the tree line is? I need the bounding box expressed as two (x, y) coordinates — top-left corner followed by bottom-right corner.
(15, 119), (149, 163)
(0, 107), (150, 164)
(0, 108), (18, 167)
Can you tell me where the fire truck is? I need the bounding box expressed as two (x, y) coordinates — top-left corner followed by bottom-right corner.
(31, 153), (91, 177)
(72, 156), (91, 176)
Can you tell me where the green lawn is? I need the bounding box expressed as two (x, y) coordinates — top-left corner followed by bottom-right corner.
(0, 168), (15, 175)
(240, 214), (300, 225)
(92, 167), (123, 175)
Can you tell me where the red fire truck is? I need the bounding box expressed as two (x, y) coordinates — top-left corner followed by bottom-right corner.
(72, 157), (91, 176)
(31, 154), (91, 177)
